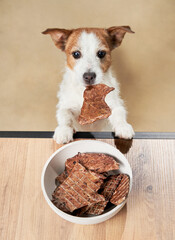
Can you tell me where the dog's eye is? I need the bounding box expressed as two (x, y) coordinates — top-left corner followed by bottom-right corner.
(97, 50), (106, 59)
(72, 51), (81, 59)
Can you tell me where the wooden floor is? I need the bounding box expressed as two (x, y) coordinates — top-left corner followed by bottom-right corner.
(0, 138), (175, 240)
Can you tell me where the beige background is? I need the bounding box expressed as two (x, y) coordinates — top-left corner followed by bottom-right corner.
(0, 0), (175, 131)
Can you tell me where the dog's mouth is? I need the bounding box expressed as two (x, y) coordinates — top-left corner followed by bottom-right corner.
(84, 81), (96, 87)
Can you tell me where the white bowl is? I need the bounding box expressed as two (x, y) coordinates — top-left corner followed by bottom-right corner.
(41, 140), (132, 225)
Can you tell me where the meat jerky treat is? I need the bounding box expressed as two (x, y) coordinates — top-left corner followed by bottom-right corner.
(78, 175), (123, 216)
(78, 84), (115, 125)
(65, 153), (81, 174)
(78, 201), (108, 216)
(101, 174), (123, 201)
(86, 201), (108, 215)
(55, 170), (68, 186)
(65, 152), (119, 174)
(52, 196), (69, 213)
(52, 162), (105, 212)
(110, 174), (130, 205)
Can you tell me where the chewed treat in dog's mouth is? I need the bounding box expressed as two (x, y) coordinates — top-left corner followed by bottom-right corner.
(78, 84), (115, 125)
(52, 152), (130, 216)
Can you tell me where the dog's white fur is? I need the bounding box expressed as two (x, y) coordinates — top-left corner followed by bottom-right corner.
(53, 31), (134, 144)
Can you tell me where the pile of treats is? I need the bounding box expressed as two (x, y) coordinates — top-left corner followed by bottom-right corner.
(52, 152), (130, 216)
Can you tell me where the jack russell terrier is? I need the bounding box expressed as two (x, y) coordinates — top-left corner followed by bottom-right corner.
(42, 26), (135, 144)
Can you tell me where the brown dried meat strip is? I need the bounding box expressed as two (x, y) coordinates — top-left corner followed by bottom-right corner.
(84, 201), (108, 215)
(52, 162), (105, 212)
(55, 171), (68, 186)
(78, 200), (108, 216)
(66, 152), (119, 174)
(79, 153), (119, 173)
(52, 197), (70, 213)
(86, 201), (108, 215)
(78, 84), (115, 125)
(110, 174), (130, 205)
(101, 174), (123, 200)
(65, 153), (81, 174)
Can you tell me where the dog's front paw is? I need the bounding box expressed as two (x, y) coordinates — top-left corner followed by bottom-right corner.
(114, 122), (135, 139)
(53, 126), (73, 144)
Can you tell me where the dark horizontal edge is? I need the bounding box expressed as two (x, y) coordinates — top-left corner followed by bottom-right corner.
(0, 131), (175, 139)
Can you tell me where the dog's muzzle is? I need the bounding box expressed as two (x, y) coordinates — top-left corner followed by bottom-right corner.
(83, 72), (96, 85)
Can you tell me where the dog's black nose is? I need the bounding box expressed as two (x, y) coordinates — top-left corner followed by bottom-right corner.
(83, 72), (96, 85)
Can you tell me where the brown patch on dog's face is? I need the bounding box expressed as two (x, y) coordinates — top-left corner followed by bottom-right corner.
(90, 29), (112, 73)
(64, 30), (82, 70)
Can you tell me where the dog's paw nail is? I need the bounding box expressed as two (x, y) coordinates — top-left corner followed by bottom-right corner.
(114, 123), (134, 139)
(53, 126), (73, 144)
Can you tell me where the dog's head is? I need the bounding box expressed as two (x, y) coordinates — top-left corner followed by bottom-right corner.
(42, 26), (134, 86)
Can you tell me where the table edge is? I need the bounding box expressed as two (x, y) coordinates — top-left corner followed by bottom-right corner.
(0, 131), (175, 139)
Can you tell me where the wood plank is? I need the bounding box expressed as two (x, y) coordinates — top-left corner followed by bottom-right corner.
(0, 138), (175, 240)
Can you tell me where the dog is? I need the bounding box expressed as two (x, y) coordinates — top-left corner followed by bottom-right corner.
(42, 26), (135, 144)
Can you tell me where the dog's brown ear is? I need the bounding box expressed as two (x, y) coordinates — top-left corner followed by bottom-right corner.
(106, 26), (134, 50)
(42, 28), (73, 51)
